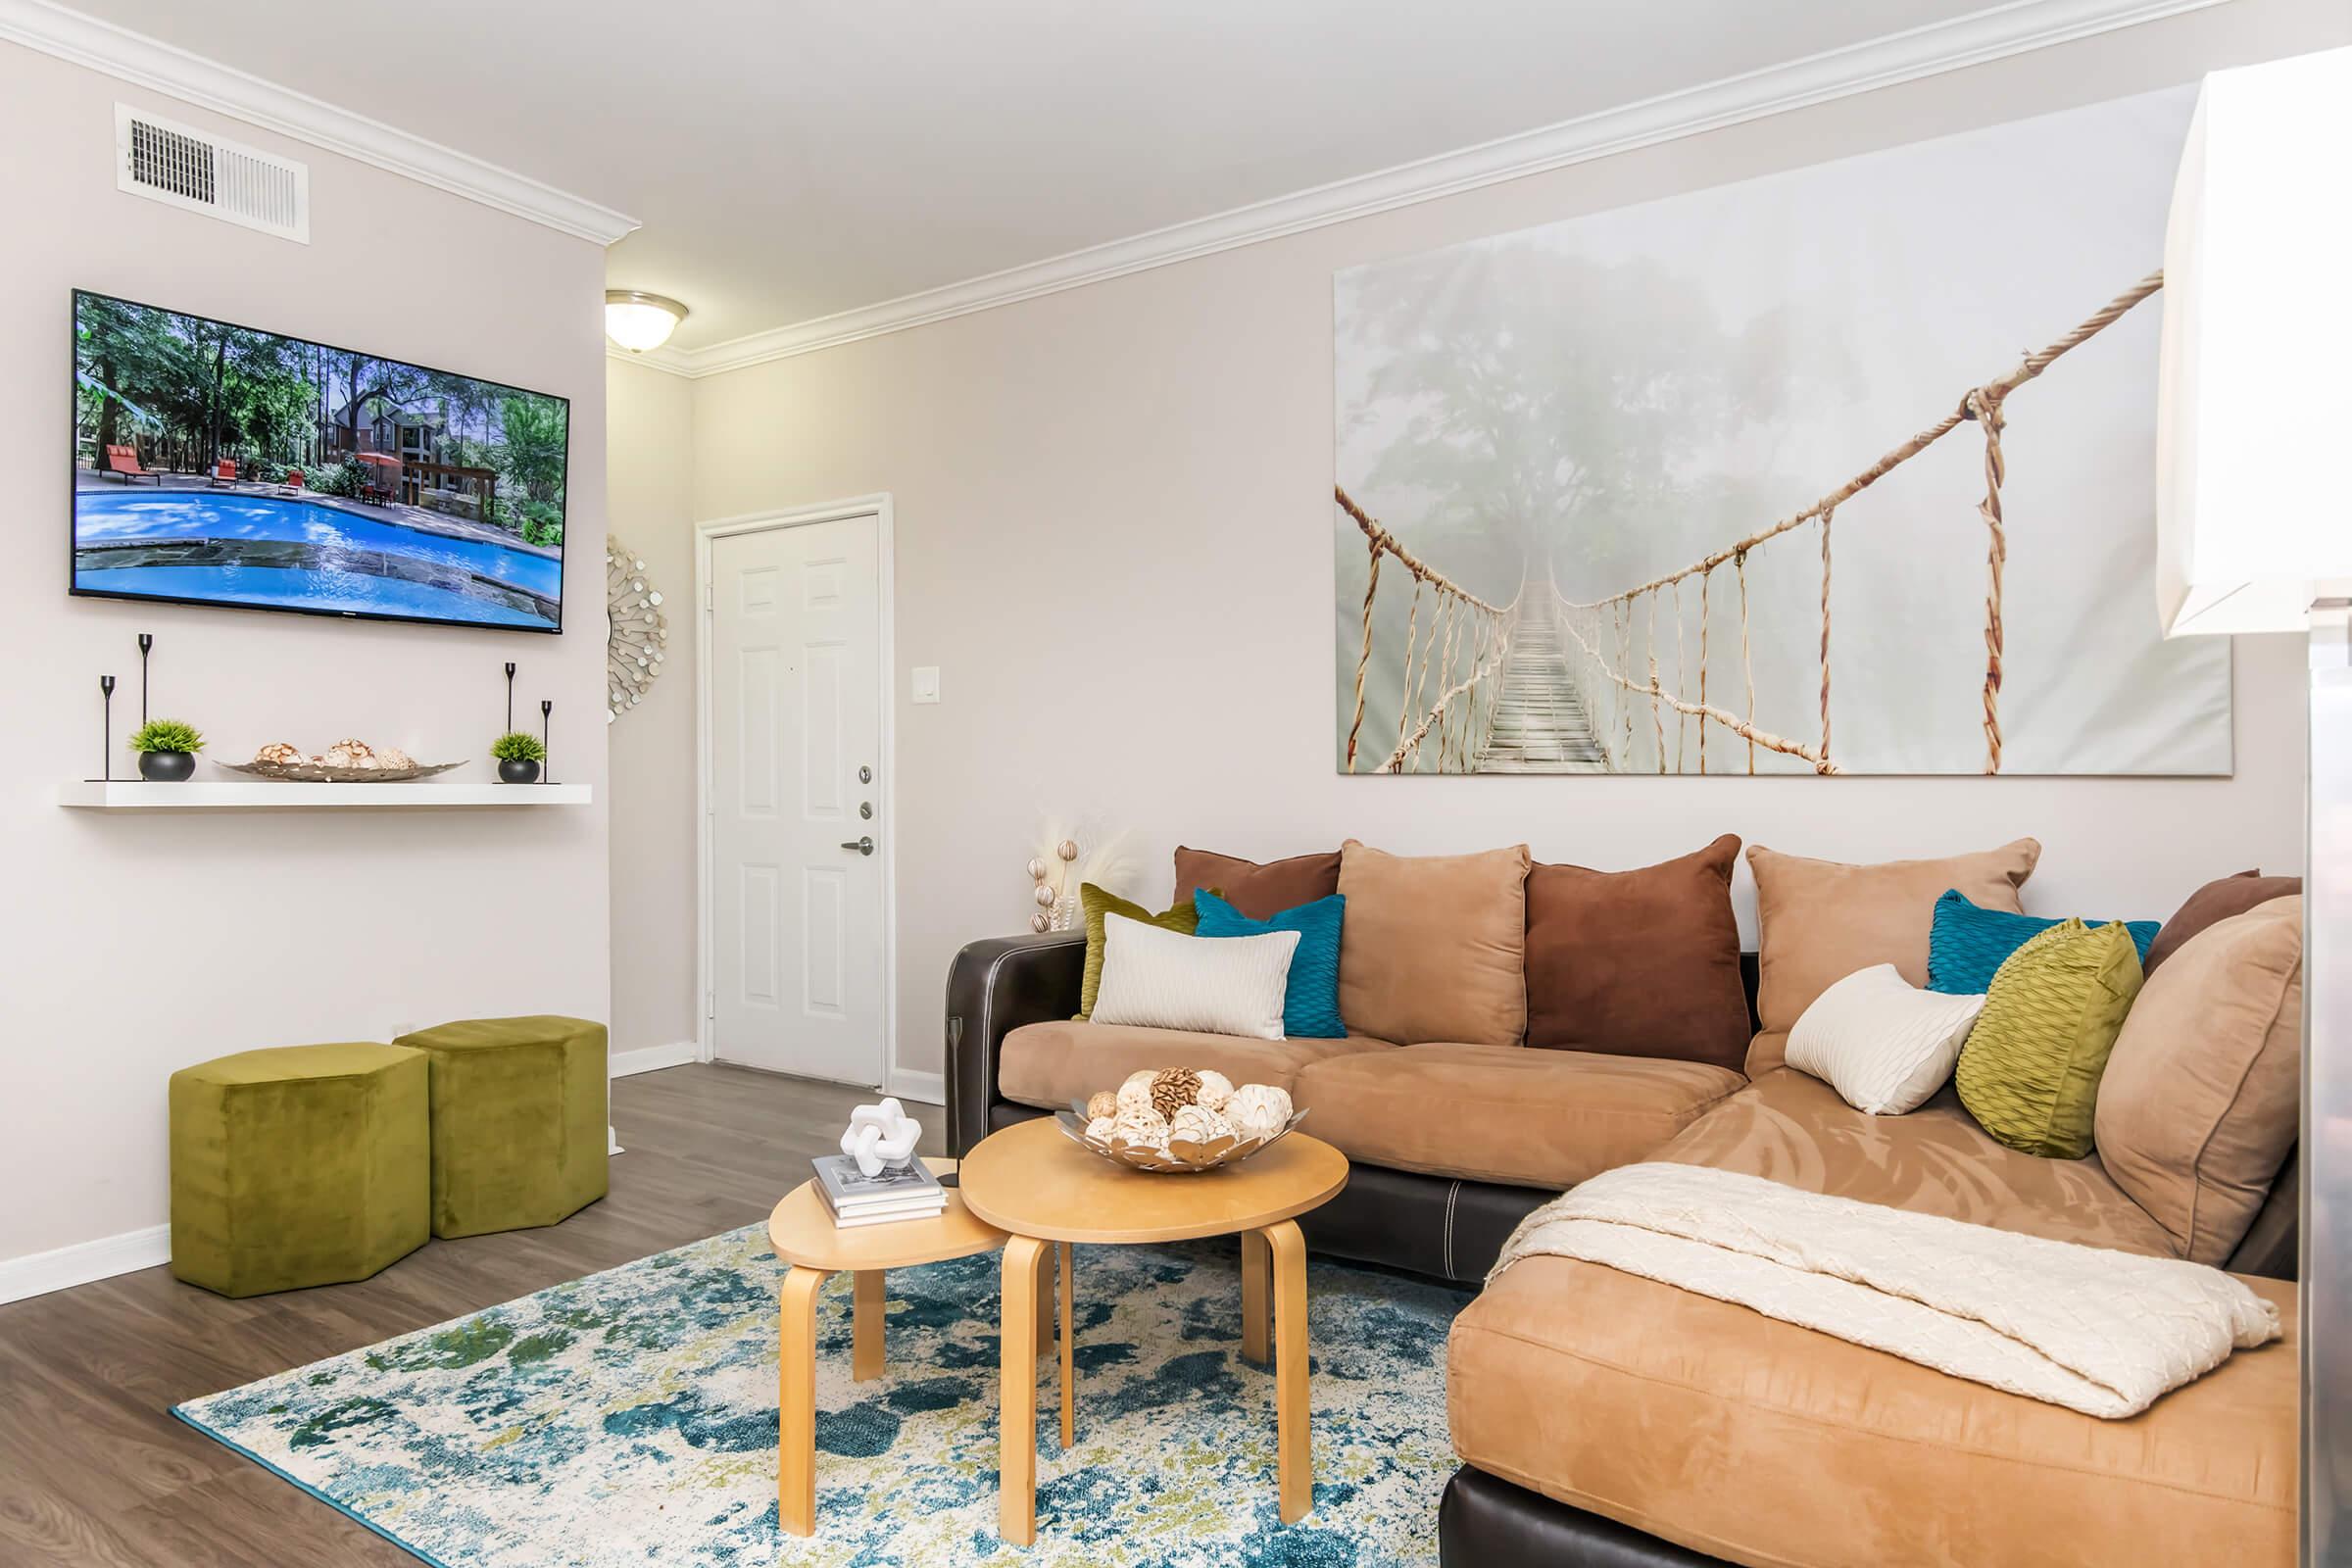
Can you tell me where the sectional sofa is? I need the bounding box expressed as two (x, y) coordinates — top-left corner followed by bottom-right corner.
(943, 838), (2303, 1568)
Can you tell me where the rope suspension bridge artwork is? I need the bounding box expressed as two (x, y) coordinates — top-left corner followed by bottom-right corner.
(1341, 273), (2164, 776)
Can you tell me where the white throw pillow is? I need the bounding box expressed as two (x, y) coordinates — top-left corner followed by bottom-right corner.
(1785, 963), (1985, 1115)
(1090, 914), (1299, 1040)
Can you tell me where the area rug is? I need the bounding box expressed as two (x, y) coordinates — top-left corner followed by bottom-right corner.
(173, 1225), (1471, 1566)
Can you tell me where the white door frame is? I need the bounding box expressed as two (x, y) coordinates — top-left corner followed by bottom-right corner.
(695, 495), (915, 1099)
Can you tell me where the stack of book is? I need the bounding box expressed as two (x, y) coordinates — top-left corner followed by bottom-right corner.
(810, 1153), (947, 1228)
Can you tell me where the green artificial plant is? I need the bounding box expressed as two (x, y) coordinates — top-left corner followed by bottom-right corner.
(130, 718), (205, 754)
(491, 731), (547, 763)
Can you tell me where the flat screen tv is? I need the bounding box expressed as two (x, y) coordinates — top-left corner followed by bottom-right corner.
(71, 288), (568, 633)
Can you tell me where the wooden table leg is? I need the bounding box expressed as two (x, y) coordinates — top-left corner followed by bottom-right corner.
(1034, 1238), (1056, 1355)
(1241, 1229), (1271, 1367)
(853, 1269), (885, 1383)
(779, 1264), (830, 1538)
(1262, 1220), (1312, 1522)
(1057, 1241), (1075, 1449)
(1000, 1235), (1046, 1544)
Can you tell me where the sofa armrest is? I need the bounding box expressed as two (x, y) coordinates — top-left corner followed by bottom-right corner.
(944, 930), (1087, 1156)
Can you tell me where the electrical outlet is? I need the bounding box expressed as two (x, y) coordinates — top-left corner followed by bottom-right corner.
(911, 666), (941, 704)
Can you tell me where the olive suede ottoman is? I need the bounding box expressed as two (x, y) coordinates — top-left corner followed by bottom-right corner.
(169, 1042), (429, 1298)
(395, 1014), (609, 1238)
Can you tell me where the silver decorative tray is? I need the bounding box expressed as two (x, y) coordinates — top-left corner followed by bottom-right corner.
(1055, 1104), (1306, 1174)
(217, 759), (469, 784)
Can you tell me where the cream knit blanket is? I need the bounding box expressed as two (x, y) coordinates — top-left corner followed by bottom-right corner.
(1490, 1162), (2279, 1418)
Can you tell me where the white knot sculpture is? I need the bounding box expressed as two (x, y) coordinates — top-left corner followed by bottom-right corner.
(840, 1097), (922, 1177)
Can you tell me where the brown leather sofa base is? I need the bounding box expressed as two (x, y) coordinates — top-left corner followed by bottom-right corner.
(1295, 1042), (1743, 1190)
(1449, 1254), (2297, 1568)
(997, 1020), (1386, 1110)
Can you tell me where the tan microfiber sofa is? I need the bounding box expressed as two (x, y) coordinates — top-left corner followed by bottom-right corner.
(960, 840), (2301, 1568)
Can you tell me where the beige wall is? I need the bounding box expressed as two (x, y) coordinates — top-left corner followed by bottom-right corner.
(611, 0), (2348, 1085)
(0, 42), (611, 1272)
(605, 359), (699, 1057)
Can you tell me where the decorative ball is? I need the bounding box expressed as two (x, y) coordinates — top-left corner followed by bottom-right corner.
(1056, 839), (1079, 861)
(1110, 1103), (1169, 1150)
(1086, 1090), (1119, 1121)
(1194, 1070), (1234, 1112)
(1225, 1083), (1294, 1142)
(1033, 884), (1057, 908)
(1168, 1102), (1234, 1148)
(1029, 912), (1051, 934)
(1149, 1067), (1202, 1119)
(320, 737), (376, 768)
(1115, 1070), (1158, 1115)
(254, 741), (304, 764)
(1026, 857), (1049, 881)
(1085, 1115), (1118, 1143)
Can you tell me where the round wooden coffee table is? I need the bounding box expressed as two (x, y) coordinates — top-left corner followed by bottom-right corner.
(958, 1118), (1349, 1544)
(766, 1157), (1069, 1538)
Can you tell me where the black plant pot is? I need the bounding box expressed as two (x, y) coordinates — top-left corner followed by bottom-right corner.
(138, 750), (196, 782)
(499, 758), (542, 784)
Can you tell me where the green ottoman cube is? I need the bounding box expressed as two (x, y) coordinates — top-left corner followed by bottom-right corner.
(397, 1015), (609, 1238)
(169, 1043), (429, 1298)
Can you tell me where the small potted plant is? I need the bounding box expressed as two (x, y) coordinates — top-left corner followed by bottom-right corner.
(492, 731), (547, 784)
(130, 718), (204, 781)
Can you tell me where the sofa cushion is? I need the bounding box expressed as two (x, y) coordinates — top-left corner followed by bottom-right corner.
(1173, 846), (1341, 921)
(1194, 890), (1347, 1039)
(1293, 1043), (1741, 1190)
(1783, 963), (1984, 1115)
(1522, 835), (1748, 1070)
(1337, 840), (1531, 1047)
(1659, 1065), (2179, 1256)
(998, 1020), (1385, 1111)
(1747, 838), (2040, 1033)
(1448, 1253), (2294, 1568)
(2144, 869), (2302, 977)
(1953, 918), (2143, 1159)
(2096, 896), (2303, 1265)
(1927, 887), (2157, 994)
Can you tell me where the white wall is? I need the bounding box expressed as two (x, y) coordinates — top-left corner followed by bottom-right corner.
(0, 42), (611, 1276)
(611, 0), (2348, 1082)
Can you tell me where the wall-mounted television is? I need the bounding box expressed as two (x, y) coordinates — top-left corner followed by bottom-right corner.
(71, 288), (568, 633)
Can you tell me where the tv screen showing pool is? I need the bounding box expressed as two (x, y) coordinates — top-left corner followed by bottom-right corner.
(71, 289), (568, 633)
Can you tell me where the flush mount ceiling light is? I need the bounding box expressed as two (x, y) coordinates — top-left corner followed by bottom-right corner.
(604, 290), (688, 353)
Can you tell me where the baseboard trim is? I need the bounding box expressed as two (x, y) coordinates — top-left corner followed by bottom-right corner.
(887, 1067), (946, 1107)
(611, 1041), (701, 1079)
(0, 1222), (172, 1305)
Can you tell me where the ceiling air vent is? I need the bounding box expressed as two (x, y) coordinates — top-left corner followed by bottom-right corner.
(115, 104), (309, 244)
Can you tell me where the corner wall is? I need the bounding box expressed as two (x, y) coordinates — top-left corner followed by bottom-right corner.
(611, 0), (2348, 1084)
(0, 42), (612, 1287)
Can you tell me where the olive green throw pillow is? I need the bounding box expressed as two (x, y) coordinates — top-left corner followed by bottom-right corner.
(1076, 883), (1210, 1019)
(1954, 918), (2144, 1158)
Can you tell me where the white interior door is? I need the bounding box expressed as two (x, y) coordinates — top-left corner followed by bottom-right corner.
(708, 514), (885, 1085)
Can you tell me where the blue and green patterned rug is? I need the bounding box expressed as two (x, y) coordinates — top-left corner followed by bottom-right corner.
(173, 1224), (1470, 1566)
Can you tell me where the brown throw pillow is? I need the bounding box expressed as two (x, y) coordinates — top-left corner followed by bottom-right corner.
(1524, 835), (1748, 1070)
(2143, 870), (2302, 978)
(2094, 896), (2302, 1264)
(1337, 840), (1530, 1046)
(1172, 846), (1342, 921)
(1748, 839), (2040, 1035)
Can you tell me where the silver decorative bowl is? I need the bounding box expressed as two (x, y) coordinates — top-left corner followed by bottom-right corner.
(1054, 1103), (1307, 1174)
(217, 759), (469, 784)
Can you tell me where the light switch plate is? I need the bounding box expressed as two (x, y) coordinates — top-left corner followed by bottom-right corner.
(911, 665), (941, 704)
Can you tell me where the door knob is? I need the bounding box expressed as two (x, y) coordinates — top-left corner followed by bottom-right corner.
(840, 836), (875, 856)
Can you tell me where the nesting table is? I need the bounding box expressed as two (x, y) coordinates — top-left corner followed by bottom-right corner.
(958, 1117), (1350, 1544)
(764, 1156), (1072, 1538)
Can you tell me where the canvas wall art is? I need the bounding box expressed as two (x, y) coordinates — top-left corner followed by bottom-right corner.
(1333, 87), (2230, 776)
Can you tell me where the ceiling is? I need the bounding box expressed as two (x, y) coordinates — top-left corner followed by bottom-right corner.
(59, 1), (2072, 352)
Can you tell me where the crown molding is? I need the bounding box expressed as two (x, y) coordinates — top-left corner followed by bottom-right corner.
(605, 340), (698, 376)
(634, 0), (2222, 379)
(0, 0), (639, 245)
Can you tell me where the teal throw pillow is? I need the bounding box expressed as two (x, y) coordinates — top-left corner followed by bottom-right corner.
(1194, 890), (1346, 1039)
(1927, 889), (2157, 996)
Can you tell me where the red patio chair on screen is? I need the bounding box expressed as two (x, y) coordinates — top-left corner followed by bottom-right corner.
(104, 444), (161, 484)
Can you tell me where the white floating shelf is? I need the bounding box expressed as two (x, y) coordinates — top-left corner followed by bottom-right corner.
(59, 780), (593, 810)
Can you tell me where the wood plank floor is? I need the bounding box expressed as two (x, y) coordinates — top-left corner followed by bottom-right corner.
(0, 1064), (941, 1568)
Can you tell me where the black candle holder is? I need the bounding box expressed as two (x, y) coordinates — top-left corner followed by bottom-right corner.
(98, 674), (117, 782)
(504, 662), (517, 734)
(137, 633), (153, 724)
(540, 700), (553, 784)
